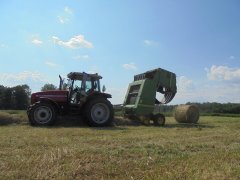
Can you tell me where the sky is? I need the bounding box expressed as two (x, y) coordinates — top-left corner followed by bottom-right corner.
(0, 0), (239, 104)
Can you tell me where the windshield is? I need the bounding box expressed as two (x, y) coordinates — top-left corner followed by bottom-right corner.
(68, 78), (101, 104)
(59, 76), (72, 90)
(59, 79), (73, 91)
(59, 76), (100, 92)
(85, 81), (92, 91)
(81, 80), (99, 92)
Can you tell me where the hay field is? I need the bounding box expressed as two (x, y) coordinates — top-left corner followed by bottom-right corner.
(0, 110), (240, 179)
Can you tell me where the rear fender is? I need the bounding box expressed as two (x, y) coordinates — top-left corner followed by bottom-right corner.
(87, 92), (111, 100)
(99, 92), (112, 99)
(81, 92), (112, 108)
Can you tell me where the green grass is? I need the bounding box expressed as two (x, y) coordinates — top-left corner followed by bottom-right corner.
(0, 110), (240, 179)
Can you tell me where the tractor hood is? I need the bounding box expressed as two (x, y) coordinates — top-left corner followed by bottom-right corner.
(31, 90), (68, 104)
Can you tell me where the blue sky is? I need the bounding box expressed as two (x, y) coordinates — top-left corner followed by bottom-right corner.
(0, 0), (239, 104)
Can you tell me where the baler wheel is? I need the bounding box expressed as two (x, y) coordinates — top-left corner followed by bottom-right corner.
(152, 114), (165, 126)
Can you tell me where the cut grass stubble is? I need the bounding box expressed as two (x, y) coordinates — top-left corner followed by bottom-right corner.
(0, 110), (240, 179)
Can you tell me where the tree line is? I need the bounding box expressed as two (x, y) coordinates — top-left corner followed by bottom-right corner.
(0, 83), (239, 113)
(0, 83), (57, 110)
(159, 102), (240, 114)
(0, 85), (31, 110)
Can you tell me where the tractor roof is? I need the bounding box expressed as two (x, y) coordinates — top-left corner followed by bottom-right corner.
(67, 72), (102, 81)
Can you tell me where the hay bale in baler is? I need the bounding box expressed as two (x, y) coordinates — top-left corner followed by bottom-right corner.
(174, 105), (199, 123)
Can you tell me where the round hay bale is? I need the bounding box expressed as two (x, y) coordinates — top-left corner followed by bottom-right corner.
(174, 105), (199, 123)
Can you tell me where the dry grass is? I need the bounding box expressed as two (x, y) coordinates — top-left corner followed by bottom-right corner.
(0, 110), (240, 179)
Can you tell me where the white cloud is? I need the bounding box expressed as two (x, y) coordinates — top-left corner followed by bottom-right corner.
(58, 6), (73, 24)
(174, 82), (240, 104)
(173, 71), (240, 104)
(31, 39), (43, 45)
(173, 76), (194, 103)
(87, 71), (96, 74)
(177, 76), (194, 92)
(229, 56), (235, 60)
(0, 71), (44, 83)
(0, 71), (51, 92)
(64, 6), (73, 14)
(107, 87), (127, 104)
(52, 35), (93, 49)
(122, 63), (137, 70)
(205, 65), (240, 81)
(73, 55), (90, 60)
(30, 35), (43, 46)
(0, 43), (8, 48)
(144, 40), (159, 46)
(58, 16), (69, 24)
(87, 66), (98, 74)
(45, 61), (59, 68)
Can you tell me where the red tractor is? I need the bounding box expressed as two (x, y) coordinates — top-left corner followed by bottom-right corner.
(27, 72), (114, 127)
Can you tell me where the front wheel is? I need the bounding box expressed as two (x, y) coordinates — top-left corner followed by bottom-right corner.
(28, 102), (56, 126)
(84, 98), (113, 127)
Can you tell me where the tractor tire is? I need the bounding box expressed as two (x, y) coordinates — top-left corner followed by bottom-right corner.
(153, 113), (165, 126)
(84, 98), (113, 127)
(28, 102), (56, 126)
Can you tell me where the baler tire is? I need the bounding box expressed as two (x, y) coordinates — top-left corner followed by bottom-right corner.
(153, 114), (165, 126)
(28, 102), (56, 126)
(84, 98), (113, 127)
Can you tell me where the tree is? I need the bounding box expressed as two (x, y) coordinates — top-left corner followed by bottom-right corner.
(0, 85), (5, 109)
(41, 84), (57, 91)
(2, 87), (13, 109)
(0, 84), (31, 110)
(12, 84), (31, 110)
(21, 84), (31, 97)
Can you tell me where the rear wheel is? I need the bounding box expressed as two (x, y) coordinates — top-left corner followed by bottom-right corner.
(28, 102), (56, 126)
(84, 98), (113, 127)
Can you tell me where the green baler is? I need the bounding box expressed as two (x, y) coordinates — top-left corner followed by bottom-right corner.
(123, 68), (177, 126)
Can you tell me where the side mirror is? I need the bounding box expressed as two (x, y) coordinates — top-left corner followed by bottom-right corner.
(102, 85), (106, 92)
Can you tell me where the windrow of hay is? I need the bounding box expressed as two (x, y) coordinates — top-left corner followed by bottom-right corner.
(174, 105), (200, 123)
(0, 111), (27, 125)
(114, 116), (143, 126)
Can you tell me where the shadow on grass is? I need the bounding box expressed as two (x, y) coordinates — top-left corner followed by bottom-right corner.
(0, 113), (214, 130)
(30, 116), (139, 130)
(0, 118), (20, 125)
(45, 116), (127, 130)
(114, 116), (215, 129)
(163, 123), (215, 129)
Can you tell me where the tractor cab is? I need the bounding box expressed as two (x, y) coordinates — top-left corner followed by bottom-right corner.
(66, 72), (103, 104)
